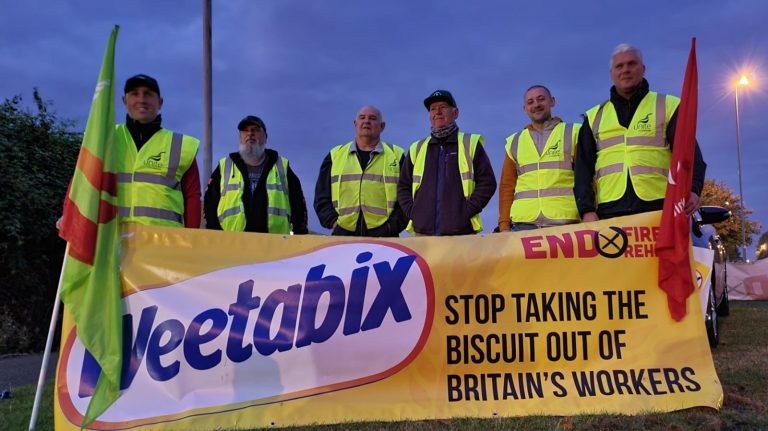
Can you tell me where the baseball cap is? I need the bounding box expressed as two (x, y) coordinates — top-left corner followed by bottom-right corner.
(124, 74), (161, 96)
(237, 115), (267, 134)
(423, 89), (456, 110)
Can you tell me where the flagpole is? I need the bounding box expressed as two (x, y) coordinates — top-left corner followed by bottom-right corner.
(28, 243), (69, 431)
(202, 0), (213, 188)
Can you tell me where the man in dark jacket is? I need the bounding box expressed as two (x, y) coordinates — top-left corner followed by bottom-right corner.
(314, 106), (408, 237)
(204, 116), (308, 234)
(397, 90), (496, 235)
(574, 44), (706, 221)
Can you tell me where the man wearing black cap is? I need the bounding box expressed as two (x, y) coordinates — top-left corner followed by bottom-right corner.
(115, 74), (201, 228)
(397, 90), (496, 235)
(203, 116), (308, 234)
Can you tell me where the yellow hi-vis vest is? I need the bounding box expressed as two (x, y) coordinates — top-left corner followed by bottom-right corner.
(505, 122), (581, 224)
(216, 156), (291, 234)
(408, 132), (483, 233)
(586, 91), (679, 204)
(329, 141), (403, 231)
(115, 124), (199, 227)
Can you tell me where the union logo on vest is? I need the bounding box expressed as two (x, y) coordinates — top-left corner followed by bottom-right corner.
(546, 140), (561, 157)
(145, 151), (166, 169)
(633, 113), (653, 131)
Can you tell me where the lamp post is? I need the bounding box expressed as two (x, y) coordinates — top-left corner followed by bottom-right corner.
(734, 75), (749, 261)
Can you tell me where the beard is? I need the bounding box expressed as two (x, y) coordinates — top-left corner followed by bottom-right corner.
(239, 142), (266, 165)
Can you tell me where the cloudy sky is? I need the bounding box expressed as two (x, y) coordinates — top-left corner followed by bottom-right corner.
(2, 1), (766, 257)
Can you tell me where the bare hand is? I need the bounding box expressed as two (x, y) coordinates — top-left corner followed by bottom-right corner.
(582, 212), (599, 222)
(56, 216), (63, 231)
(684, 192), (700, 216)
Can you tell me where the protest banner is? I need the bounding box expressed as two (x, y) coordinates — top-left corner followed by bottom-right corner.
(54, 211), (722, 430)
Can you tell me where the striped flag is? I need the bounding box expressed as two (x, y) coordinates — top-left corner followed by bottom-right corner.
(58, 25), (122, 426)
(657, 38), (698, 321)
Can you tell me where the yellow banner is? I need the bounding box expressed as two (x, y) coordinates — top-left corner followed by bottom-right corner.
(54, 211), (722, 430)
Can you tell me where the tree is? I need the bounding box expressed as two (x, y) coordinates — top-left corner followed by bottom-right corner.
(0, 89), (80, 352)
(757, 232), (768, 261)
(699, 179), (762, 261)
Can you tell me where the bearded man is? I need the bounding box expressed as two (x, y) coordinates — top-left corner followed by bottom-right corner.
(203, 115), (308, 234)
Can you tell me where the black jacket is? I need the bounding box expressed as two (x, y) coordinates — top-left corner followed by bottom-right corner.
(314, 149), (408, 237)
(574, 79), (706, 219)
(204, 149), (308, 233)
(397, 129), (497, 235)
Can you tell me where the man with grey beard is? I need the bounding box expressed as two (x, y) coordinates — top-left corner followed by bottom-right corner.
(204, 115), (308, 234)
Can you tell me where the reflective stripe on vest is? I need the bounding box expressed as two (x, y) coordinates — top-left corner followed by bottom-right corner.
(408, 132), (483, 233)
(329, 141), (403, 231)
(115, 125), (199, 227)
(504, 122), (580, 223)
(586, 92), (678, 204)
(217, 156), (292, 233)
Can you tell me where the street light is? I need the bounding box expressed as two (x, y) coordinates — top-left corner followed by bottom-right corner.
(734, 74), (750, 261)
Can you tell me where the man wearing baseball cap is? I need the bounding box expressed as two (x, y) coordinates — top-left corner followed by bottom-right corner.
(203, 115), (308, 234)
(115, 74), (201, 228)
(397, 90), (496, 235)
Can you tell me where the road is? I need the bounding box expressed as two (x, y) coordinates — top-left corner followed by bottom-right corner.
(0, 352), (58, 391)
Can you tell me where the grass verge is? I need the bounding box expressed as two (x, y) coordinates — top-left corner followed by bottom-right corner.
(0, 381), (55, 431)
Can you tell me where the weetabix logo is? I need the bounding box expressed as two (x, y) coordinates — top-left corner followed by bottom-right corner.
(58, 241), (434, 429)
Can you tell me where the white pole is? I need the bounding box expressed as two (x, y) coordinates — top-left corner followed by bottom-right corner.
(28, 244), (69, 431)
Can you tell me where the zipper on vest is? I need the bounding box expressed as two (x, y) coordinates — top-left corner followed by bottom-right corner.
(358, 158), (365, 236)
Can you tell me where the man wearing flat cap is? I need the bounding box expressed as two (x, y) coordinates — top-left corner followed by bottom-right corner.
(116, 74), (201, 228)
(397, 90), (496, 235)
(204, 116), (308, 234)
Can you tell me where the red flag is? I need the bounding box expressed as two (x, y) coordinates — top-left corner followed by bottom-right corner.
(657, 38), (698, 321)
